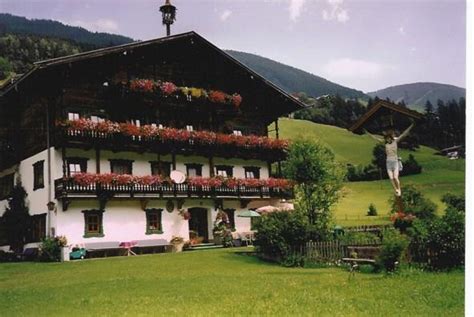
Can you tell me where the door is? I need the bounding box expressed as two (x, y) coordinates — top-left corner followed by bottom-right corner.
(188, 208), (209, 242)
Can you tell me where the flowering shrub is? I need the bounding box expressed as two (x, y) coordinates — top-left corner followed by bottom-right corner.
(58, 119), (289, 151)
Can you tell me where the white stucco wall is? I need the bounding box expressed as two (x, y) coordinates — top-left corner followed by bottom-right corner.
(55, 198), (253, 245)
(57, 148), (270, 179)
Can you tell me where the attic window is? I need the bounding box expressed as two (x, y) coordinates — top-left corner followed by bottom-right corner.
(186, 125), (194, 131)
(233, 130), (242, 136)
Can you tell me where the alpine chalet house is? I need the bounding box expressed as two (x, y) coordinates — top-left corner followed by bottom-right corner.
(0, 31), (304, 251)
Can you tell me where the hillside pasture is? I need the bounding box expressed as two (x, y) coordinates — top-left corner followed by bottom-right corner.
(270, 118), (465, 225)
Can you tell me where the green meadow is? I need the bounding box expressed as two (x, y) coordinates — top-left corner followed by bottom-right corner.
(270, 118), (465, 225)
(0, 248), (464, 316)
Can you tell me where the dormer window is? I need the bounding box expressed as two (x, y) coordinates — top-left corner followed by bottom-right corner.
(68, 112), (80, 121)
(186, 125), (194, 131)
(233, 130), (242, 136)
(131, 119), (141, 127)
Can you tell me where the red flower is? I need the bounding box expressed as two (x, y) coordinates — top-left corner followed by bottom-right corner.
(115, 174), (134, 185)
(209, 90), (227, 104)
(137, 175), (162, 185)
(160, 82), (178, 95)
(72, 173), (96, 186)
(130, 79), (156, 93)
(120, 123), (141, 137)
(96, 173), (116, 185)
(232, 94), (242, 107)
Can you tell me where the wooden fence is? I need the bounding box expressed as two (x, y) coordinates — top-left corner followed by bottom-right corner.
(289, 238), (382, 263)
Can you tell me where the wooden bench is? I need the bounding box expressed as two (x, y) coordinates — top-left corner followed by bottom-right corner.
(342, 246), (381, 273)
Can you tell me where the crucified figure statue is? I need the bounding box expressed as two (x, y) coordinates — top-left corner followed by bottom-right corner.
(364, 121), (415, 197)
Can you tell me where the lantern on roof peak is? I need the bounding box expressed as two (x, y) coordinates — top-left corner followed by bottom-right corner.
(159, 0), (177, 37)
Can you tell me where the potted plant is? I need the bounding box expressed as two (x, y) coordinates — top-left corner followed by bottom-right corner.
(170, 236), (185, 253)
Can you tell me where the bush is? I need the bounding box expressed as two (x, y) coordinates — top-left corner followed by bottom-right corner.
(427, 198), (464, 270)
(367, 203), (378, 216)
(376, 229), (408, 272)
(39, 236), (67, 262)
(253, 211), (308, 265)
(390, 185), (437, 221)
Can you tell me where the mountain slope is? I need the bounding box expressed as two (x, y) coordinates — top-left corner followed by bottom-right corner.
(368, 82), (465, 111)
(0, 13), (134, 47)
(226, 50), (367, 100)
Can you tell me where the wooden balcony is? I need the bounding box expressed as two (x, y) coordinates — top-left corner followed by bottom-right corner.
(54, 178), (291, 201)
(55, 129), (287, 162)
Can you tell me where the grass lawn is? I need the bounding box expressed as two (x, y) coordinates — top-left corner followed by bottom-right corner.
(270, 118), (465, 225)
(0, 248), (464, 316)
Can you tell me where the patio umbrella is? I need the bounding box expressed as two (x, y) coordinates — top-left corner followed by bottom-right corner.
(237, 210), (261, 217)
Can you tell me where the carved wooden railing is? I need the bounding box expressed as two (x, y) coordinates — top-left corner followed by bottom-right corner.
(55, 178), (290, 199)
(56, 129), (287, 161)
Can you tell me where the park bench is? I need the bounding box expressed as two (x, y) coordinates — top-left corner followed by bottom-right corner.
(342, 246), (381, 273)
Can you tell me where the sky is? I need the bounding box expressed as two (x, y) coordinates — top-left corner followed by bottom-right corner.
(0, 0), (467, 92)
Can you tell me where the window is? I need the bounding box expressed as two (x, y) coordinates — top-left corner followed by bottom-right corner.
(82, 210), (104, 238)
(215, 165), (233, 178)
(244, 167), (260, 179)
(186, 125), (194, 131)
(0, 173), (14, 200)
(233, 130), (242, 136)
(110, 159), (133, 175)
(151, 161), (171, 177)
(67, 158), (88, 176)
(33, 160), (45, 190)
(68, 112), (80, 121)
(90, 115), (105, 123)
(186, 164), (202, 177)
(145, 209), (163, 235)
(224, 209), (236, 231)
(29, 214), (46, 242)
(130, 119), (141, 127)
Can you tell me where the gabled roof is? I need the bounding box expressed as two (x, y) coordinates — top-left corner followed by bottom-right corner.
(0, 31), (306, 114)
(349, 100), (423, 132)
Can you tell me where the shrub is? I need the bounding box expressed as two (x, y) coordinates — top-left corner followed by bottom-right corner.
(367, 203), (378, 216)
(337, 231), (381, 245)
(253, 211), (308, 265)
(427, 202), (464, 270)
(390, 185), (436, 221)
(376, 229), (408, 272)
(39, 236), (68, 262)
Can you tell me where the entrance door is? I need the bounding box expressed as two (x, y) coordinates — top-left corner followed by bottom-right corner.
(188, 208), (209, 242)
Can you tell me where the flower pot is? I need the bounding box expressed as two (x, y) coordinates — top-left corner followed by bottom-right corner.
(171, 242), (184, 253)
(213, 235), (223, 245)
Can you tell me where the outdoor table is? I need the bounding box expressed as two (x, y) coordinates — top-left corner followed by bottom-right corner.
(119, 241), (137, 256)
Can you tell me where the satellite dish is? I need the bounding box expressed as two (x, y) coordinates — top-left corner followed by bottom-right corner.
(170, 170), (186, 184)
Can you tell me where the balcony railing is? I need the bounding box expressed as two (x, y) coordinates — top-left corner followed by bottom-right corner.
(55, 120), (288, 162)
(55, 178), (291, 199)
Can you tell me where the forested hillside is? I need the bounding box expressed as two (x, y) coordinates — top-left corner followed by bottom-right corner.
(226, 50), (366, 100)
(0, 13), (133, 47)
